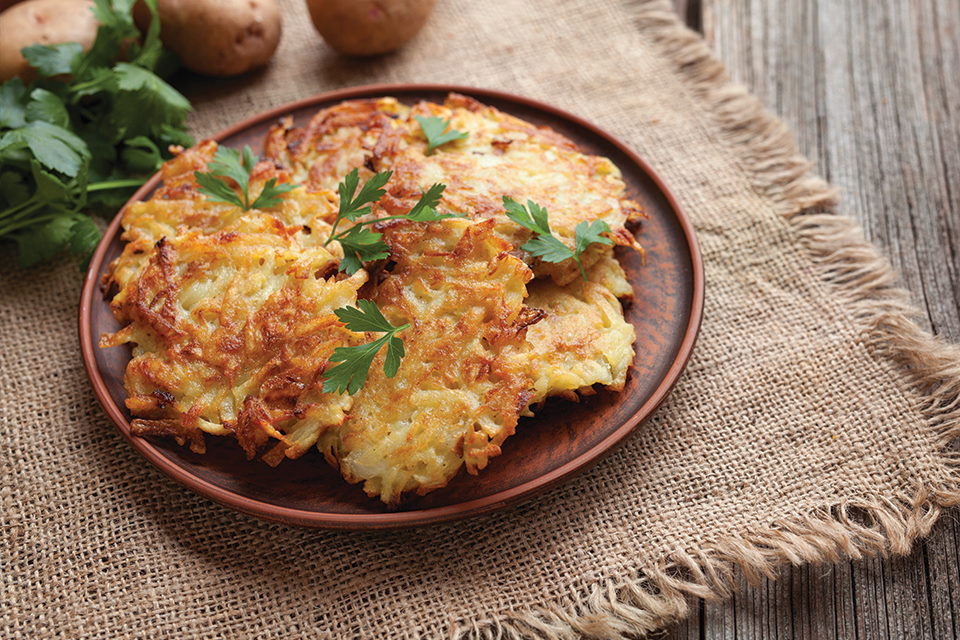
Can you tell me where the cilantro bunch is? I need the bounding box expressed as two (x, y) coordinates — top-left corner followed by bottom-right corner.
(0, 0), (193, 267)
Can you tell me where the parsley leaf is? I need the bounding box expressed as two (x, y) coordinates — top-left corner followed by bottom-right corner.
(404, 183), (463, 221)
(326, 174), (464, 274)
(0, 172), (30, 208)
(335, 224), (391, 276)
(25, 89), (69, 128)
(251, 178), (294, 209)
(0, 0), (192, 268)
(337, 168), (392, 222)
(120, 136), (162, 173)
(503, 196), (551, 236)
(523, 234), (574, 263)
(0, 121), (90, 177)
(21, 42), (83, 77)
(414, 115), (468, 154)
(107, 63), (190, 140)
(194, 171), (244, 208)
(503, 196), (613, 280)
(12, 214), (76, 267)
(194, 145), (296, 211)
(322, 300), (410, 395)
(574, 219), (614, 256)
(0, 79), (27, 129)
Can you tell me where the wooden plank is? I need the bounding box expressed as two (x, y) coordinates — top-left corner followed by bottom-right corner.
(664, 0), (960, 638)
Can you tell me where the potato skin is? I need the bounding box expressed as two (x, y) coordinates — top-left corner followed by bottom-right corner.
(141, 0), (282, 77)
(0, 0), (97, 82)
(306, 0), (437, 56)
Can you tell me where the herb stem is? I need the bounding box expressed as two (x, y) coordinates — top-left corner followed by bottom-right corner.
(87, 178), (146, 192)
(328, 213), (410, 244)
(0, 213), (63, 237)
(0, 199), (41, 221)
(325, 218), (342, 246)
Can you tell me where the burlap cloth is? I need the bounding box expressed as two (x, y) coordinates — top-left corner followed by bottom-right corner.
(3, 1), (959, 638)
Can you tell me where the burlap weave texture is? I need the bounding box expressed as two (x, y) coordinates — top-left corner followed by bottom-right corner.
(3, 1), (959, 638)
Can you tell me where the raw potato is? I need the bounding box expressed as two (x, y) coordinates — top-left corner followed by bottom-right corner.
(306, 0), (437, 56)
(0, 0), (97, 82)
(141, 0), (282, 77)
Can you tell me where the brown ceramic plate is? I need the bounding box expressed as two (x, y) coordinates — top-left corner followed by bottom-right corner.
(79, 84), (703, 529)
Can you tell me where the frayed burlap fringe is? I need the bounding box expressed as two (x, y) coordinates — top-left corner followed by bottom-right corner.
(451, 1), (960, 638)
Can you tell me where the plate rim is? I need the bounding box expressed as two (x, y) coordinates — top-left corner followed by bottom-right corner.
(78, 83), (704, 529)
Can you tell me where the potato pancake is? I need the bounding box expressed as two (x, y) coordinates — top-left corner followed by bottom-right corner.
(108, 141), (342, 292)
(320, 219), (542, 505)
(526, 276), (635, 404)
(104, 93), (643, 505)
(263, 98), (407, 190)
(264, 93), (644, 285)
(102, 142), (369, 463)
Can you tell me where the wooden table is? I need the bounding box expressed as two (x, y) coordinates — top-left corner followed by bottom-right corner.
(666, 1), (960, 638)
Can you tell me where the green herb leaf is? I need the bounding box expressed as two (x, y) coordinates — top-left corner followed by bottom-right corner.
(407, 183), (445, 217)
(68, 67), (116, 99)
(523, 234), (574, 263)
(503, 196), (551, 236)
(81, 0), (141, 74)
(504, 197), (612, 280)
(250, 177), (296, 210)
(195, 145), (294, 211)
(333, 299), (397, 332)
(111, 62), (190, 129)
(414, 115), (468, 154)
(404, 183), (464, 221)
(120, 136), (162, 173)
(21, 42), (84, 77)
(0, 79), (27, 129)
(327, 174), (468, 273)
(383, 335), (406, 378)
(11, 213), (75, 267)
(207, 146), (253, 193)
(337, 168), (392, 221)
(571, 219), (613, 279)
(1, 0), (191, 269)
(31, 161), (81, 205)
(0, 121), (90, 177)
(574, 219), (613, 255)
(25, 89), (69, 127)
(336, 224), (391, 275)
(156, 123), (194, 148)
(0, 172), (30, 208)
(194, 171), (244, 208)
(130, 0), (164, 70)
(322, 300), (409, 395)
(68, 214), (101, 256)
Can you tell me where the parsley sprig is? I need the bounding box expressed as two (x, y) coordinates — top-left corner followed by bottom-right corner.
(414, 115), (468, 155)
(194, 145), (296, 211)
(325, 169), (462, 275)
(0, 0), (193, 267)
(503, 196), (613, 280)
(323, 300), (409, 395)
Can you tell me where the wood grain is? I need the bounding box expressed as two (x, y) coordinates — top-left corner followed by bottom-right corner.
(665, 0), (960, 638)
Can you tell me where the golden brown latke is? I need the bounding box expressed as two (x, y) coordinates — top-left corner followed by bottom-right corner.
(319, 218), (542, 505)
(104, 92), (642, 504)
(263, 93), (645, 285)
